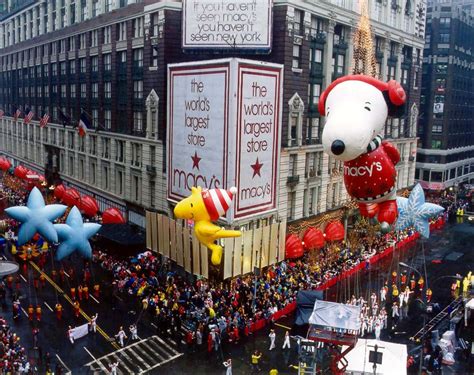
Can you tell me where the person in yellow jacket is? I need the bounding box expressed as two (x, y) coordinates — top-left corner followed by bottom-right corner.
(462, 277), (469, 294)
(251, 350), (262, 372)
(269, 369), (279, 375)
(392, 284), (399, 298)
(209, 307), (216, 319)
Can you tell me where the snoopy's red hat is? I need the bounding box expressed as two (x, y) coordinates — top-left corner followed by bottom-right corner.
(318, 74), (406, 116)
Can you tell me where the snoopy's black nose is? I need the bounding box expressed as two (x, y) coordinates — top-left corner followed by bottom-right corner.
(331, 140), (345, 155)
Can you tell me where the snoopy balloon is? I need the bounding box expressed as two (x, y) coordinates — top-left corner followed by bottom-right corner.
(320, 75), (406, 230)
(174, 186), (241, 265)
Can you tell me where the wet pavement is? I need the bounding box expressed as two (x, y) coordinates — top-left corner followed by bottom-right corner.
(0, 218), (471, 374)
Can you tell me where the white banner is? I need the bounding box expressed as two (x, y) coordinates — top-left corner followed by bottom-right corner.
(182, 0), (273, 50)
(168, 65), (230, 201)
(309, 301), (361, 331)
(235, 65), (281, 218)
(71, 323), (89, 340)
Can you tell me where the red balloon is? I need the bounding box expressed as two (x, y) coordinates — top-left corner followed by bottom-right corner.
(102, 207), (126, 224)
(80, 195), (99, 217)
(285, 234), (304, 259)
(302, 227), (325, 251)
(54, 185), (66, 200)
(324, 221), (345, 242)
(0, 158), (11, 171)
(14, 166), (28, 179)
(63, 188), (81, 207)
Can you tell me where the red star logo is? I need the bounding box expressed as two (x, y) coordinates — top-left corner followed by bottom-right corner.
(250, 158), (263, 178)
(191, 151), (201, 170)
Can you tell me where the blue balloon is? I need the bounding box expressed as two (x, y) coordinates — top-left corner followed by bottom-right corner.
(5, 187), (67, 245)
(395, 184), (444, 238)
(54, 206), (101, 260)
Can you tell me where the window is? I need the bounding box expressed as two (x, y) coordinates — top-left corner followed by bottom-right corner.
(311, 84), (321, 105)
(90, 30), (98, 47)
(102, 166), (109, 190)
(92, 0), (99, 17)
(151, 45), (158, 67)
(91, 56), (98, 72)
(133, 48), (143, 68)
(80, 83), (86, 98)
(116, 170), (123, 195)
(133, 175), (141, 202)
(101, 137), (110, 158)
(91, 109), (98, 128)
(80, 58), (86, 73)
(117, 22), (127, 41)
(103, 26), (111, 44)
(133, 80), (143, 99)
(60, 61), (66, 75)
(432, 124), (443, 133)
(90, 162), (96, 185)
(388, 65), (396, 80)
(131, 143), (141, 166)
(105, 0), (112, 11)
(79, 33), (87, 49)
(70, 84), (76, 98)
(431, 140), (442, 149)
(59, 39), (66, 53)
(69, 60), (76, 74)
(133, 17), (144, 38)
(61, 84), (67, 98)
(439, 17), (451, 27)
(51, 63), (57, 76)
(313, 49), (323, 63)
(133, 111), (143, 132)
(151, 13), (160, 36)
(69, 36), (75, 51)
(104, 82), (111, 98)
(104, 110), (111, 129)
(439, 33), (450, 43)
(401, 68), (409, 85)
(292, 44), (301, 69)
(116, 140), (125, 162)
(89, 135), (97, 155)
(51, 42), (57, 55)
(92, 83), (98, 98)
(103, 54), (111, 70)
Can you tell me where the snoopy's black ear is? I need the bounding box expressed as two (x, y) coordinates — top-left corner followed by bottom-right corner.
(383, 91), (406, 118)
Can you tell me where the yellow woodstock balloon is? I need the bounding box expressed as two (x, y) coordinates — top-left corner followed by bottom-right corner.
(174, 186), (241, 265)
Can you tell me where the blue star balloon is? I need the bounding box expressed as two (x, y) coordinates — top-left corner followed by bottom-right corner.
(54, 206), (101, 260)
(395, 184), (444, 238)
(5, 187), (67, 245)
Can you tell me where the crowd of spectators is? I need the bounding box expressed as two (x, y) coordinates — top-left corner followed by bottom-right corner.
(92, 225), (419, 350)
(0, 317), (29, 373)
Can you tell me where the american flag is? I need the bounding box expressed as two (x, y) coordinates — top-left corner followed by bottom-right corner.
(13, 109), (21, 121)
(39, 113), (50, 128)
(23, 109), (34, 124)
(0, 110), (4, 119)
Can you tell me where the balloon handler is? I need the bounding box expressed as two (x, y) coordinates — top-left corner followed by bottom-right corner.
(174, 186), (241, 265)
(320, 75), (407, 231)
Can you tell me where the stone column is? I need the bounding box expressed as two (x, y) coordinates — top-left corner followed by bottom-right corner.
(323, 19), (335, 89)
(381, 38), (390, 81)
(346, 26), (354, 75)
(47, 0), (53, 33)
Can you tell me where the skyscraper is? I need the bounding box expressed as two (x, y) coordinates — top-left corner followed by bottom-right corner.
(416, 0), (474, 190)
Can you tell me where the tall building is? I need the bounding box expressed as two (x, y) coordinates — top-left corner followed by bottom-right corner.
(416, 0), (474, 190)
(0, 0), (424, 231)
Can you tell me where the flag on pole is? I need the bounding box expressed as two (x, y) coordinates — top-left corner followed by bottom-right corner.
(13, 108), (21, 121)
(78, 110), (91, 137)
(23, 108), (34, 124)
(0, 110), (4, 119)
(58, 107), (71, 127)
(39, 113), (50, 128)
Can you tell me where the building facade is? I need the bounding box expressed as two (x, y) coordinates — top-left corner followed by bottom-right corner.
(416, 0), (474, 190)
(0, 0), (424, 229)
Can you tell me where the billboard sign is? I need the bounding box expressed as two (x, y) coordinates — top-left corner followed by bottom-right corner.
(168, 59), (282, 222)
(182, 0), (273, 50)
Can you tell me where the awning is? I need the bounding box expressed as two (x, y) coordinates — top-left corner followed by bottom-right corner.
(97, 224), (145, 248)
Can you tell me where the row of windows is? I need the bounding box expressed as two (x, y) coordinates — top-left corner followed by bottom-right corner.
(1, 12), (162, 63)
